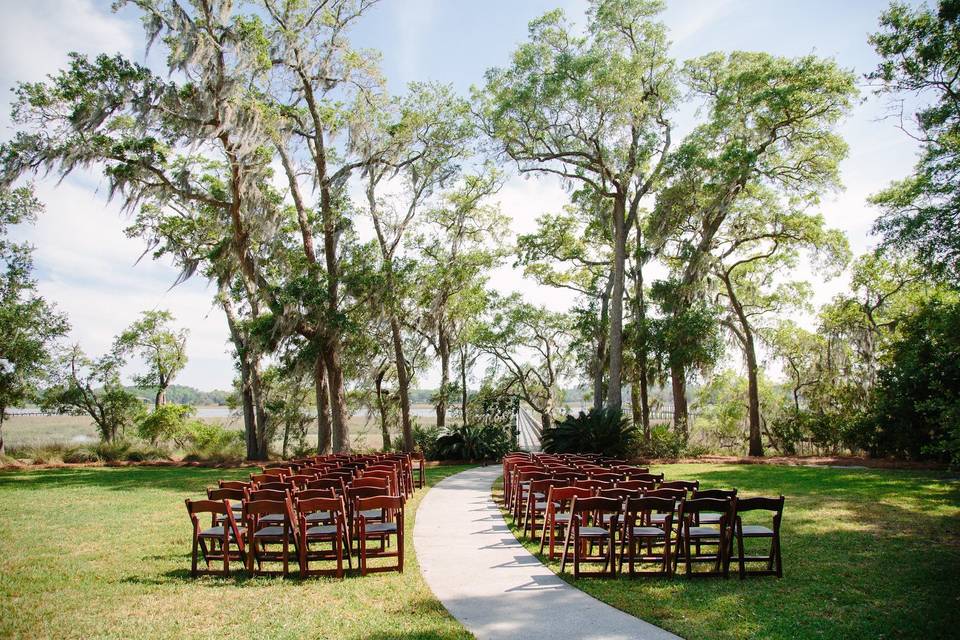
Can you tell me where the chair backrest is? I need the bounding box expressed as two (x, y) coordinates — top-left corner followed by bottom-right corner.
(547, 485), (594, 505)
(355, 494), (404, 515)
(352, 477), (390, 490)
(295, 496), (345, 522)
(347, 485), (389, 504)
(245, 499), (296, 527)
(630, 473), (665, 483)
(250, 473), (274, 483)
(660, 479), (699, 492)
(693, 488), (737, 500)
(569, 495), (622, 518)
(528, 478), (563, 497)
(307, 477), (346, 494)
(623, 496), (677, 527)
(285, 474), (316, 487)
(616, 479), (656, 491)
(185, 498), (229, 518)
(246, 488), (289, 502)
(207, 487), (245, 503)
(588, 472), (622, 482)
(613, 466), (650, 475)
(596, 487), (641, 501)
(257, 481), (293, 492)
(218, 480), (251, 490)
(644, 487), (686, 501)
(261, 468), (288, 478)
(733, 495), (784, 517)
(573, 479), (614, 491)
(553, 471), (588, 481)
(296, 488), (336, 501)
(323, 470), (355, 480)
(679, 497), (733, 519)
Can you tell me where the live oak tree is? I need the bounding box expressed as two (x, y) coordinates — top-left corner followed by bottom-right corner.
(0, 187), (70, 455)
(114, 310), (188, 409)
(868, 0), (960, 286)
(709, 188), (850, 455)
(650, 50), (857, 441)
(474, 294), (574, 430)
(478, 0), (675, 410)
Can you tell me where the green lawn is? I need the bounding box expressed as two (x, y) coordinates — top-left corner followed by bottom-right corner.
(0, 464), (474, 640)
(498, 463), (960, 640)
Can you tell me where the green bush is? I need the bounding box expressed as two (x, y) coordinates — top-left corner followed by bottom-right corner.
(93, 441), (132, 462)
(636, 425), (686, 459)
(136, 404), (196, 445)
(432, 424), (511, 461)
(413, 424), (443, 459)
(179, 422), (245, 462)
(541, 407), (638, 458)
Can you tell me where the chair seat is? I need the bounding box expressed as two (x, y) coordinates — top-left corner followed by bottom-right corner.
(199, 525), (246, 539)
(362, 522), (397, 535)
(740, 524), (774, 537)
(631, 526), (667, 537)
(685, 526), (722, 538)
(651, 513), (668, 523)
(305, 511), (332, 523)
(575, 526), (612, 537)
(698, 512), (722, 524)
(534, 501), (558, 510)
(305, 525), (338, 537)
(554, 512), (572, 523)
(253, 525), (291, 538)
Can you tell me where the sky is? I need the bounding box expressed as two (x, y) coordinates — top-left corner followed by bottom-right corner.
(0, 0), (925, 391)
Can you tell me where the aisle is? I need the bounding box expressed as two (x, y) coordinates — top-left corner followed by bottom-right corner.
(414, 466), (680, 640)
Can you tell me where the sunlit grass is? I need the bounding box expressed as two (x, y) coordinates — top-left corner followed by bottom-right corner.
(497, 463), (960, 639)
(0, 464), (474, 640)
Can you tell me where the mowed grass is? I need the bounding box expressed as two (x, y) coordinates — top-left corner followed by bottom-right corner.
(0, 464), (474, 640)
(497, 463), (960, 640)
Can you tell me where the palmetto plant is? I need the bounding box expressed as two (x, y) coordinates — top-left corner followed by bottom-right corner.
(433, 424), (512, 462)
(541, 407), (638, 458)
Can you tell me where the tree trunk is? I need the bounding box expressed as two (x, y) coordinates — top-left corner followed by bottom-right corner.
(375, 368), (392, 451)
(670, 362), (689, 442)
(250, 363), (269, 461)
(154, 388), (165, 410)
(323, 338), (351, 453)
(593, 274), (612, 411)
(240, 359), (257, 460)
(390, 314), (414, 453)
(314, 354), (331, 454)
(606, 193), (627, 409)
(721, 273), (764, 457)
(0, 412), (5, 457)
(632, 229), (651, 441)
(639, 368), (651, 442)
(460, 346), (469, 426)
(630, 374), (642, 428)
(436, 326), (450, 430)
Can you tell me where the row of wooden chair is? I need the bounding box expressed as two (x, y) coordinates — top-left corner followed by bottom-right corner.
(501, 453), (785, 579)
(186, 457), (415, 578)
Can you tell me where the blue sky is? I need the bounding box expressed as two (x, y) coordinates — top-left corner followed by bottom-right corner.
(0, 0), (924, 391)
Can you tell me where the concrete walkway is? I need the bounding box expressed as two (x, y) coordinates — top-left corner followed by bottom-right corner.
(414, 466), (681, 640)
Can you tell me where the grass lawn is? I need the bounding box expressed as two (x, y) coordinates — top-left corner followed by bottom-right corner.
(0, 464), (474, 640)
(497, 463), (960, 640)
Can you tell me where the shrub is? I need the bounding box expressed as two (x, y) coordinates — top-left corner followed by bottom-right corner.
(413, 424), (442, 459)
(180, 422), (245, 462)
(136, 404), (196, 445)
(432, 424), (511, 461)
(541, 408), (638, 458)
(94, 440), (132, 462)
(124, 442), (171, 462)
(636, 425), (686, 459)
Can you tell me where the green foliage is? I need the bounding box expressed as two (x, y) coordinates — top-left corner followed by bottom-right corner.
(636, 425), (687, 459)
(0, 186), (70, 451)
(91, 440), (169, 463)
(868, 0), (960, 285)
(125, 385), (228, 406)
(114, 310), (188, 407)
(412, 424), (443, 459)
(854, 299), (960, 465)
(432, 424), (511, 462)
(541, 407), (638, 458)
(135, 404), (196, 445)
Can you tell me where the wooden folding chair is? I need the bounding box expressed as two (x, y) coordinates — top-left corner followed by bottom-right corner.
(185, 498), (246, 577)
(540, 485), (594, 560)
(675, 496), (733, 578)
(245, 497), (299, 577)
(297, 495), (351, 577)
(618, 496), (675, 576)
(512, 470), (551, 520)
(306, 477), (346, 495)
(630, 472), (665, 484)
(660, 479), (699, 492)
(207, 487), (245, 526)
(558, 496), (621, 578)
(616, 479), (656, 492)
(691, 488), (737, 526)
(727, 495), (784, 579)
(355, 495), (404, 575)
(522, 478), (563, 539)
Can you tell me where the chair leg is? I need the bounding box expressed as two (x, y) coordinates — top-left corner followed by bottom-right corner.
(191, 534), (199, 578)
(559, 526), (574, 574)
(737, 528), (746, 579)
(539, 513), (550, 554)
